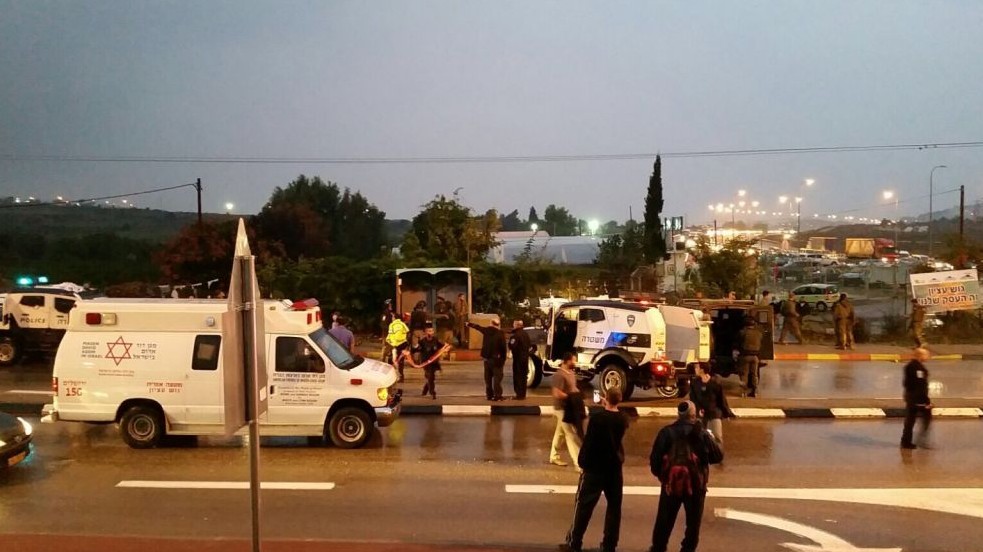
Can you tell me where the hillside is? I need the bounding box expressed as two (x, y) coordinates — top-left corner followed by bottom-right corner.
(0, 204), (412, 245)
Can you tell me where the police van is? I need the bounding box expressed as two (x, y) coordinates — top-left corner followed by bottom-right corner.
(42, 298), (400, 449)
(0, 287), (101, 366)
(529, 300), (710, 400)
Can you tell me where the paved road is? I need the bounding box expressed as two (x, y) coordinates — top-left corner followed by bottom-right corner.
(4, 415), (982, 551)
(4, 358), (983, 411)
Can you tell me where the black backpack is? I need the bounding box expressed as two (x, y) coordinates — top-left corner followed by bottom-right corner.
(660, 428), (705, 497)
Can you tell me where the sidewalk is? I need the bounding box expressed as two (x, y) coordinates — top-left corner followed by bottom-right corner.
(5, 535), (544, 552)
(771, 342), (983, 361)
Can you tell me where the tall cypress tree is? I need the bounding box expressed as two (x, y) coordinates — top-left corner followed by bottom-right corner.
(643, 155), (667, 261)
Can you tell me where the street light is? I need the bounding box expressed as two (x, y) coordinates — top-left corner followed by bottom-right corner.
(225, 202), (235, 214)
(805, 178), (815, 187)
(530, 222), (539, 233)
(587, 219), (600, 235)
(883, 190), (899, 246)
(928, 165), (947, 258)
(738, 189), (747, 197)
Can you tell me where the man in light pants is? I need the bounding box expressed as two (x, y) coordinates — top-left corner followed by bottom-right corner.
(549, 351), (583, 468)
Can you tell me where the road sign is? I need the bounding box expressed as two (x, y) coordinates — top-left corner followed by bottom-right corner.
(910, 269), (981, 314)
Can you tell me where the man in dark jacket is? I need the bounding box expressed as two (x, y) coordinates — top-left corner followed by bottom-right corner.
(689, 363), (734, 445)
(560, 388), (629, 552)
(901, 347), (933, 449)
(648, 401), (722, 552)
(467, 319), (507, 401)
(508, 320), (534, 400)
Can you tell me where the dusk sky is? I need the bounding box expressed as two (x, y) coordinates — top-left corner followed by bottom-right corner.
(1, 1), (981, 225)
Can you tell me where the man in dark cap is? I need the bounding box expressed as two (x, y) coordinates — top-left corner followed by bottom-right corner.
(468, 318), (507, 401)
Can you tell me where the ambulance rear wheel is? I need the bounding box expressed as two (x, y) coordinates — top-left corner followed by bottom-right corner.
(599, 364), (634, 401)
(120, 405), (165, 449)
(328, 407), (372, 449)
(0, 336), (20, 366)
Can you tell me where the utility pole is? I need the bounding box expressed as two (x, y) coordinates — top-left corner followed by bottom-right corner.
(928, 165), (947, 258)
(959, 185), (965, 239)
(195, 178), (203, 226)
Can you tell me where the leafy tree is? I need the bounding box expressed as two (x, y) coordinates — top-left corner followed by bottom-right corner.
(255, 174), (386, 261)
(684, 235), (761, 298)
(528, 206), (540, 225)
(643, 155), (667, 261)
(155, 220), (282, 285)
(498, 209), (525, 231)
(543, 204), (579, 236)
(405, 195), (500, 265)
(596, 220), (645, 279)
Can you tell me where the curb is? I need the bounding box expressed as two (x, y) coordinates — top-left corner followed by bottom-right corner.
(774, 353), (983, 362)
(403, 405), (983, 419)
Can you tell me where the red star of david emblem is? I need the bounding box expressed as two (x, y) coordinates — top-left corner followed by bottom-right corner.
(105, 336), (133, 366)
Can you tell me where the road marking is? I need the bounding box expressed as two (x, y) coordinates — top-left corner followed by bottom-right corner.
(870, 354), (902, 362)
(442, 405), (491, 416)
(732, 407), (786, 418)
(830, 408), (886, 418)
(117, 481), (335, 490)
(635, 407), (679, 417)
(716, 508), (901, 551)
(3, 390), (55, 396)
(932, 408), (983, 417)
(506, 486), (983, 519)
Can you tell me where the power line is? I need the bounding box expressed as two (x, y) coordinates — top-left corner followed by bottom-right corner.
(0, 181), (198, 209)
(1, 141), (982, 165)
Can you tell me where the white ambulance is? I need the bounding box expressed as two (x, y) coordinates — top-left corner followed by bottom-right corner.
(42, 298), (400, 449)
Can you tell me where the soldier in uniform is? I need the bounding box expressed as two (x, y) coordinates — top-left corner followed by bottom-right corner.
(411, 327), (451, 400)
(832, 293), (855, 350)
(778, 292), (805, 345)
(909, 298), (927, 347)
(736, 317), (763, 397)
(508, 319), (534, 400)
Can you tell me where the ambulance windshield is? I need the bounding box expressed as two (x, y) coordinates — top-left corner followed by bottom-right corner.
(310, 328), (362, 370)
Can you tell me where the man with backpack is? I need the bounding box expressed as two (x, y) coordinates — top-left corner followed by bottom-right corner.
(648, 401), (723, 552)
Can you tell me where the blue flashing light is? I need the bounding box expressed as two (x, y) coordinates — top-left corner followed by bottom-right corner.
(16, 277), (34, 286)
(37, 276), (49, 284)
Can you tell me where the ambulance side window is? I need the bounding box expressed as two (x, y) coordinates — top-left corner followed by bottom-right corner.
(19, 295), (45, 308)
(276, 337), (325, 374)
(192, 335), (222, 371)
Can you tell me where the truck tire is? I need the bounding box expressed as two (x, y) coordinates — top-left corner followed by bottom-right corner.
(120, 405), (165, 449)
(655, 384), (682, 399)
(527, 356), (544, 389)
(328, 407), (373, 449)
(816, 302), (828, 312)
(599, 364), (634, 401)
(0, 335), (20, 366)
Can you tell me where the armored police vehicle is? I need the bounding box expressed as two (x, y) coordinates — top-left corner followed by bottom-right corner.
(0, 288), (100, 366)
(527, 300), (710, 400)
(677, 298), (775, 378)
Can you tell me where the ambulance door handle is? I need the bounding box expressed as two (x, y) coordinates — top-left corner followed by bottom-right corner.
(269, 385), (276, 396)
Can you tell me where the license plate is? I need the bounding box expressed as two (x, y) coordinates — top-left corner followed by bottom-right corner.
(7, 451), (26, 467)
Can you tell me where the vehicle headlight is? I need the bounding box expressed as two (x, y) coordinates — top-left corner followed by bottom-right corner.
(19, 417), (32, 436)
(0, 439), (5, 447)
(377, 387), (389, 402)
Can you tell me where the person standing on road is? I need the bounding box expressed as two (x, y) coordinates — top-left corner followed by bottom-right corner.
(901, 347), (933, 449)
(386, 313), (411, 382)
(648, 401), (723, 552)
(454, 293), (470, 347)
(467, 319), (507, 401)
(549, 351), (583, 468)
(832, 293), (855, 350)
(778, 292), (805, 345)
(689, 363), (734, 444)
(412, 327), (452, 400)
(561, 388), (629, 552)
(736, 317), (763, 397)
(909, 298), (927, 347)
(328, 316), (356, 353)
(410, 301), (429, 348)
(380, 299), (395, 338)
(508, 319), (534, 400)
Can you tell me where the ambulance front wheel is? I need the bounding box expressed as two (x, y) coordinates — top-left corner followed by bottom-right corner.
(527, 356), (544, 389)
(328, 407), (372, 449)
(120, 405), (165, 449)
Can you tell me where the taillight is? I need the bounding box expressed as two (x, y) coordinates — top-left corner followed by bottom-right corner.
(650, 362), (670, 375)
(85, 313), (102, 325)
(52, 377), (59, 394)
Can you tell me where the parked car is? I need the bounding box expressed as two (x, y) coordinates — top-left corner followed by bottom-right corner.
(0, 411), (32, 468)
(790, 283), (839, 312)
